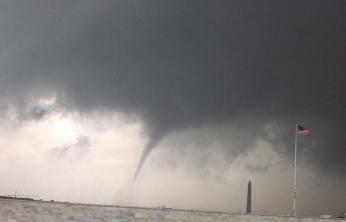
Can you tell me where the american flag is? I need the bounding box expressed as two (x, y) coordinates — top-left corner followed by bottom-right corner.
(297, 125), (311, 136)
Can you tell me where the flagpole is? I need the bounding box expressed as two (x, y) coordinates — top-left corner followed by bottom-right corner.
(293, 123), (298, 217)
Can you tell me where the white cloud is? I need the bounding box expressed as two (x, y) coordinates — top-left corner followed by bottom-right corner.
(0, 107), (145, 204)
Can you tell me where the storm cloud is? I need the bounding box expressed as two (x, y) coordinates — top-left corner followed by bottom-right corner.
(0, 0), (345, 212)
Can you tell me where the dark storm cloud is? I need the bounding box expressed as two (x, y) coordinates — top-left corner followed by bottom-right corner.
(0, 0), (345, 175)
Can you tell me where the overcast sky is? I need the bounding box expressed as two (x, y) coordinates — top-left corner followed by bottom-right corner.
(0, 0), (345, 217)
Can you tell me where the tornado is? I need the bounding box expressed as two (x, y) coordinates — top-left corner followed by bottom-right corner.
(132, 136), (163, 184)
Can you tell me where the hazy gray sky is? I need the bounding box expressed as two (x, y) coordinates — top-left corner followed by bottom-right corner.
(0, 0), (345, 217)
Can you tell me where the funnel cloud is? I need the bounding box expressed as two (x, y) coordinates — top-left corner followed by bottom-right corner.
(133, 135), (163, 183)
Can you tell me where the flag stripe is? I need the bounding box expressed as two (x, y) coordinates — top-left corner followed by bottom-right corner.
(297, 125), (311, 136)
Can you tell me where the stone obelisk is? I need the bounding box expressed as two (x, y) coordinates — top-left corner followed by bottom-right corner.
(246, 181), (251, 214)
